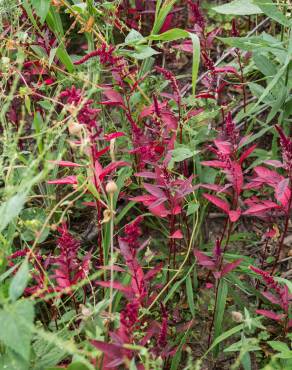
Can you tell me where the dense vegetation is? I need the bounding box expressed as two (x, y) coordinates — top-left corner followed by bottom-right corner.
(0, 0), (291, 369)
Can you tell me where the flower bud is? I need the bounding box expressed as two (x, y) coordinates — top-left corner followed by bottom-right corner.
(68, 121), (82, 136)
(231, 311), (243, 323)
(106, 181), (118, 194)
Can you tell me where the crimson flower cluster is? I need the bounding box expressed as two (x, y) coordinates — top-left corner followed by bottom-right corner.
(250, 266), (291, 329)
(60, 86), (100, 131)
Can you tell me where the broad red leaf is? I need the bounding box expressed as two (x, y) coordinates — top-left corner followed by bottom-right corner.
(47, 176), (77, 185)
(254, 166), (283, 187)
(203, 193), (230, 214)
(261, 291), (281, 305)
(104, 132), (125, 141)
(243, 201), (280, 215)
(149, 203), (170, 217)
(264, 159), (284, 168)
(96, 281), (132, 293)
(170, 229), (183, 239)
(275, 178), (291, 208)
(144, 183), (166, 199)
(91, 340), (123, 359)
(144, 263), (163, 281)
(201, 160), (227, 168)
(227, 162), (243, 195)
(135, 172), (157, 179)
(228, 209), (241, 222)
(48, 160), (83, 167)
(129, 194), (156, 204)
(194, 250), (215, 268)
(239, 144), (257, 164)
(221, 259), (242, 277)
(161, 111), (178, 130)
(101, 88), (124, 106)
(99, 161), (130, 181)
(214, 139), (232, 155)
(256, 309), (285, 321)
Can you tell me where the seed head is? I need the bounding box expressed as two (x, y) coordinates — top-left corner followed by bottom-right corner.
(231, 311), (243, 323)
(106, 180), (118, 194)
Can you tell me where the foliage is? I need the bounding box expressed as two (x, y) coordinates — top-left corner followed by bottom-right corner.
(0, 0), (291, 369)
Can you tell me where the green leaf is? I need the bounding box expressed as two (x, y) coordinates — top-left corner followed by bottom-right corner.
(148, 29), (200, 94)
(67, 362), (91, 370)
(189, 32), (200, 95)
(31, 0), (50, 24)
(149, 28), (189, 42)
(253, 0), (291, 27)
(49, 47), (58, 67)
(268, 341), (290, 353)
(131, 46), (160, 60)
(168, 146), (198, 170)
(217, 36), (282, 51)
(213, 0), (262, 15)
(125, 29), (144, 44)
(56, 45), (74, 73)
(186, 275), (195, 317)
(238, 126), (272, 148)
(0, 193), (27, 233)
(187, 202), (199, 216)
(152, 0), (178, 34)
(170, 327), (192, 370)
(201, 324), (244, 359)
(0, 300), (35, 361)
(253, 54), (277, 77)
(0, 264), (20, 283)
(9, 259), (30, 302)
(213, 280), (228, 355)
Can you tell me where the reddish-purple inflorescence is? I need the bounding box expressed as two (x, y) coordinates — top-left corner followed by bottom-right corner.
(158, 304), (168, 348)
(250, 265), (289, 313)
(60, 86), (100, 130)
(121, 216), (143, 249)
(275, 125), (292, 172)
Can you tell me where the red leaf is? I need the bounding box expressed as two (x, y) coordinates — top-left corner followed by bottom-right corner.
(144, 183), (166, 199)
(194, 250), (215, 268)
(149, 203), (170, 217)
(91, 340), (123, 359)
(203, 193), (230, 214)
(95, 146), (110, 159)
(101, 88), (124, 106)
(214, 139), (232, 155)
(228, 162), (243, 195)
(264, 160), (284, 168)
(104, 132), (125, 141)
(229, 209), (241, 222)
(47, 176), (77, 185)
(239, 144), (257, 164)
(135, 172), (157, 179)
(48, 160), (83, 167)
(99, 161), (130, 181)
(256, 309), (285, 321)
(95, 281), (132, 293)
(243, 201), (280, 215)
(201, 160), (227, 168)
(221, 259), (242, 277)
(261, 291), (281, 305)
(129, 194), (156, 204)
(170, 229), (183, 239)
(254, 166), (283, 187)
(144, 263), (163, 281)
(213, 66), (239, 76)
(275, 178), (291, 208)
